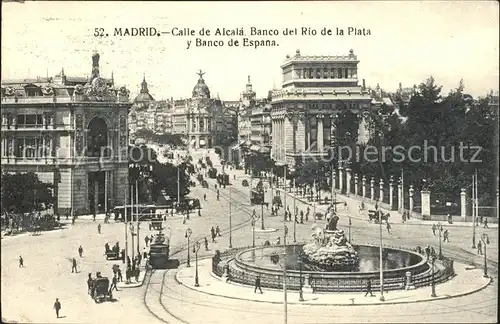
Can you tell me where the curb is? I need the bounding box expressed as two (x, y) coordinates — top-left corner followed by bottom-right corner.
(174, 263), (492, 306)
(116, 269), (147, 289)
(255, 228), (279, 233)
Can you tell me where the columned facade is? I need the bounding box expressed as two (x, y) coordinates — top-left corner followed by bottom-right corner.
(270, 49), (372, 167)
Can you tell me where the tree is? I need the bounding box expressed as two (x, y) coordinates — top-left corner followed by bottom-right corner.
(1, 172), (55, 214)
(151, 162), (191, 202)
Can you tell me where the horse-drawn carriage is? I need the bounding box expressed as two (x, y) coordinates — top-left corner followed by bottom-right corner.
(91, 277), (113, 303)
(150, 220), (163, 231)
(368, 210), (390, 223)
(208, 168), (218, 179)
(105, 242), (123, 261)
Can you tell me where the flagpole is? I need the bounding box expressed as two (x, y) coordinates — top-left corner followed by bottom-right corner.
(283, 114), (288, 324)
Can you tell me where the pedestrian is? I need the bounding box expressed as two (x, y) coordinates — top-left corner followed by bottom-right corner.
(476, 217), (479, 227)
(117, 268), (123, 282)
(402, 212), (406, 223)
(97, 223), (101, 234)
(211, 227), (216, 243)
(344, 202), (348, 212)
(145, 236), (150, 247)
(204, 237), (209, 251)
(477, 240), (483, 255)
(483, 218), (489, 228)
(443, 229), (450, 242)
(425, 246), (430, 260)
(295, 213), (299, 224)
(276, 237), (281, 245)
(78, 245), (83, 257)
(93, 210), (96, 222)
(53, 298), (61, 318)
(254, 276), (263, 294)
(365, 279), (374, 297)
(300, 212), (304, 224)
(111, 275), (119, 291)
(150, 234), (154, 242)
(71, 258), (78, 273)
(432, 223), (436, 236)
(198, 209), (201, 217)
(204, 193), (207, 201)
(87, 273), (93, 295)
(19, 255), (24, 267)
(216, 225), (221, 237)
(386, 222), (391, 234)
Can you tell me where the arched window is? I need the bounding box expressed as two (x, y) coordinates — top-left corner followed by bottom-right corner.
(87, 117), (109, 157)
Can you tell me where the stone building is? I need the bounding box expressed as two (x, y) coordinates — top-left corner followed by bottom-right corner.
(249, 99), (272, 154)
(270, 49), (372, 166)
(1, 52), (131, 216)
(171, 70), (225, 149)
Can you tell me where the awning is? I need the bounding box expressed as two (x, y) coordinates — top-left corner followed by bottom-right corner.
(250, 145), (260, 152)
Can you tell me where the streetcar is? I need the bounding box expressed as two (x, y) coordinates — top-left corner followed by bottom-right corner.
(250, 189), (264, 205)
(149, 233), (170, 269)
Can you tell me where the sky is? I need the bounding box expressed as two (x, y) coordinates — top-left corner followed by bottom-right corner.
(1, 1), (499, 101)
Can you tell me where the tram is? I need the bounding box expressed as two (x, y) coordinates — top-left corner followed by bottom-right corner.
(149, 233), (170, 269)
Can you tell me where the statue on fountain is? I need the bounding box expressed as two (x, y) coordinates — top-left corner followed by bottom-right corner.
(302, 214), (359, 272)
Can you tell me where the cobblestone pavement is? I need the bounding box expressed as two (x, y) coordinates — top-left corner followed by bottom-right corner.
(1, 166), (498, 323)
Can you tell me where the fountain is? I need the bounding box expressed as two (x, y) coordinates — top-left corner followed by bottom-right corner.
(212, 206), (455, 292)
(302, 214), (359, 271)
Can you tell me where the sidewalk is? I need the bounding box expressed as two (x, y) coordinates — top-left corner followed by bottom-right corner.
(175, 258), (491, 306)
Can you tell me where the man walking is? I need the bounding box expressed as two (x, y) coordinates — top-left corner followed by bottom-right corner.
(216, 225), (221, 237)
(204, 237), (209, 251)
(477, 240), (483, 255)
(386, 221), (391, 234)
(78, 245), (83, 257)
(53, 298), (61, 318)
(211, 227), (216, 243)
(87, 273), (93, 295)
(19, 255), (24, 267)
(110, 275), (119, 291)
(483, 218), (489, 228)
(432, 223), (437, 236)
(254, 276), (263, 294)
(71, 258), (78, 273)
(443, 229), (450, 243)
(97, 223), (101, 234)
(145, 236), (150, 247)
(364, 279), (374, 297)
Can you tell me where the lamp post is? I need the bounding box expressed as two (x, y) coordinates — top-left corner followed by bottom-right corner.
(481, 233), (490, 278)
(283, 224), (288, 324)
(298, 252), (304, 302)
(261, 186), (267, 230)
(378, 207), (385, 302)
(292, 177), (297, 243)
(185, 228), (192, 267)
(438, 223), (443, 259)
(251, 213), (260, 248)
(194, 241), (201, 286)
(348, 215), (352, 243)
(430, 255), (437, 297)
(229, 184), (232, 248)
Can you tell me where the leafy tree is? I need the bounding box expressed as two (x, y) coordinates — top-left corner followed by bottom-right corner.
(1, 172), (55, 214)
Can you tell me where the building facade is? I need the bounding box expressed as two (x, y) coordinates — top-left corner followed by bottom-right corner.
(1, 52), (131, 216)
(249, 100), (272, 154)
(270, 49), (372, 167)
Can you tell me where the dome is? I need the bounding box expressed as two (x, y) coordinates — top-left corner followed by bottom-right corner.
(192, 70), (211, 99)
(134, 75), (155, 103)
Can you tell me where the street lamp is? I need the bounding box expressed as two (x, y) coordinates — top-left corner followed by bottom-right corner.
(481, 233), (490, 278)
(185, 228), (192, 267)
(251, 213), (260, 248)
(430, 255), (437, 297)
(194, 241), (201, 286)
(348, 215), (352, 243)
(260, 186), (267, 230)
(298, 252), (304, 302)
(438, 223), (443, 259)
(378, 209), (385, 302)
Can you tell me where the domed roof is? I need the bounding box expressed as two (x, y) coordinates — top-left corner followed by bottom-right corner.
(134, 75), (155, 103)
(192, 70), (211, 99)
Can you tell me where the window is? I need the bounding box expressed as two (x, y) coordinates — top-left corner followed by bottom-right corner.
(15, 114), (44, 128)
(316, 68), (321, 79)
(14, 137), (47, 159)
(338, 68), (343, 79)
(207, 118), (212, 131)
(344, 68), (349, 79)
(200, 118), (205, 132)
(331, 68), (335, 78)
(324, 117), (331, 147)
(309, 116), (317, 149)
(303, 69), (307, 79)
(324, 69), (328, 79)
(309, 68), (313, 79)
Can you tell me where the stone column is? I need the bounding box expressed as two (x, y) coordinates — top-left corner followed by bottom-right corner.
(332, 169), (336, 190)
(370, 177), (375, 201)
(317, 115), (324, 151)
(104, 171), (108, 213)
(94, 178), (99, 214)
(389, 176), (394, 210)
(354, 174), (359, 196)
(362, 175), (367, 198)
(409, 185), (414, 214)
(379, 179), (384, 203)
(304, 116), (309, 151)
(346, 168), (351, 197)
(421, 190), (431, 220)
(338, 165), (344, 193)
(460, 188), (466, 220)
